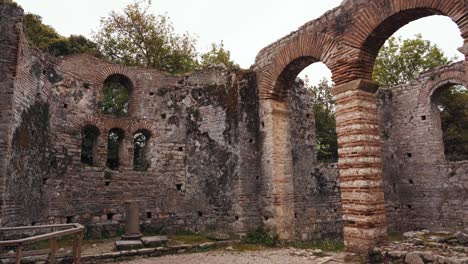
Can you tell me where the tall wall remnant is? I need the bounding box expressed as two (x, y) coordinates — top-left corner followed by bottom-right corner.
(254, 0), (468, 255)
(0, 0), (467, 258)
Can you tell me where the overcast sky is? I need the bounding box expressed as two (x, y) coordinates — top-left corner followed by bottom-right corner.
(15, 0), (464, 85)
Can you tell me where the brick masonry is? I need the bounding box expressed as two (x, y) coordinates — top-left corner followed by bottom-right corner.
(0, 0), (467, 258)
(254, 0), (468, 255)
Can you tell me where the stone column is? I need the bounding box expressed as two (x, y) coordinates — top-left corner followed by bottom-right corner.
(122, 201), (142, 240)
(259, 99), (295, 240)
(331, 79), (387, 255)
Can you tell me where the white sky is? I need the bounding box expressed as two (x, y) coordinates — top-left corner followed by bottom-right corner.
(15, 0), (464, 85)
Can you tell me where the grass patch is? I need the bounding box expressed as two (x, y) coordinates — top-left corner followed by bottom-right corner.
(243, 227), (277, 247)
(231, 243), (267, 251)
(168, 234), (213, 246)
(287, 239), (344, 252)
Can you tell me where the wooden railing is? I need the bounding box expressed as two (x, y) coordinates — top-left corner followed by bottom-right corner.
(0, 223), (85, 264)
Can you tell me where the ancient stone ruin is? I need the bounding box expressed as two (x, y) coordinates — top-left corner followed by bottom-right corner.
(0, 0), (467, 260)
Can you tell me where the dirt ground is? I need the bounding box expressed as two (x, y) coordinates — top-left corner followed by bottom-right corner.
(116, 249), (345, 264)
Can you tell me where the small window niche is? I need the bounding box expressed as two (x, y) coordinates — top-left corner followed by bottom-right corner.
(100, 74), (132, 116)
(106, 128), (125, 170)
(133, 129), (151, 171)
(81, 125), (100, 166)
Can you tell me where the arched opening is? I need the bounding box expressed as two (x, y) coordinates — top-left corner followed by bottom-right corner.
(267, 57), (341, 241)
(100, 74), (132, 116)
(372, 16), (463, 87)
(431, 84), (468, 162)
(299, 63), (337, 163)
(329, 6), (467, 254)
(106, 128), (125, 170)
(80, 125), (100, 166)
(133, 129), (151, 171)
(367, 13), (465, 235)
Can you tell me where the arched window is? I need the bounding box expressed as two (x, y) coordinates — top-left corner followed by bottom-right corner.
(107, 128), (125, 170)
(81, 125), (100, 166)
(100, 74), (132, 116)
(432, 84), (468, 161)
(133, 129), (151, 171)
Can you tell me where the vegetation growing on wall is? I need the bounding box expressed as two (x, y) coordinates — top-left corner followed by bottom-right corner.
(99, 75), (131, 116)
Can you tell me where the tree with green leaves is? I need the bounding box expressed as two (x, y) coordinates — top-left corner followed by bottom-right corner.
(92, 0), (198, 74)
(23, 13), (61, 51)
(373, 34), (451, 87)
(48, 35), (101, 57)
(304, 77), (338, 163)
(437, 86), (468, 161)
(200, 41), (237, 69)
(23, 13), (101, 57)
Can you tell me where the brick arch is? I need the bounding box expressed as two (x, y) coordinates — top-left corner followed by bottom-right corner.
(74, 116), (104, 132)
(101, 119), (132, 132)
(342, 0), (467, 84)
(96, 65), (137, 87)
(96, 65), (140, 116)
(129, 121), (158, 138)
(257, 32), (339, 100)
(418, 70), (468, 106)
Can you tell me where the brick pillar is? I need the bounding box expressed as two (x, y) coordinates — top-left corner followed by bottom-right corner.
(97, 130), (108, 167)
(331, 79), (387, 255)
(259, 99), (295, 240)
(120, 133), (132, 169)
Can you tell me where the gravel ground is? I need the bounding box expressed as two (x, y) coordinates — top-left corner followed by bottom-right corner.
(116, 249), (344, 264)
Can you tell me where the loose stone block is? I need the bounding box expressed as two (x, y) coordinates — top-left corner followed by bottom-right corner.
(141, 236), (169, 247)
(114, 240), (144, 251)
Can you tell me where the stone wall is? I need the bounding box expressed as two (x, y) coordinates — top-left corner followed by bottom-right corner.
(378, 62), (468, 233)
(288, 80), (343, 240)
(0, 3), (24, 223)
(3, 48), (265, 237)
(0, 5), (345, 238)
(253, 0), (467, 254)
(1, 1), (467, 251)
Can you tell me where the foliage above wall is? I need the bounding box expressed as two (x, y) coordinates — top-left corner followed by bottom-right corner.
(23, 14), (101, 57)
(373, 34), (451, 87)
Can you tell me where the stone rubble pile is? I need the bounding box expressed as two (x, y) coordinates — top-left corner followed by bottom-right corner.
(372, 230), (468, 264)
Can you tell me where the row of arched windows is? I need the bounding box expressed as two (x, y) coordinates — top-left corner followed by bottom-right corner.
(80, 125), (151, 171)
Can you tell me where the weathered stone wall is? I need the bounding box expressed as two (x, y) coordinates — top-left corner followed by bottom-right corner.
(378, 62), (468, 233)
(6, 50), (264, 237)
(1, 1), (467, 252)
(288, 80), (343, 240)
(0, 4), (345, 237)
(254, 0), (467, 254)
(0, 4), (24, 223)
(2, 4), (64, 226)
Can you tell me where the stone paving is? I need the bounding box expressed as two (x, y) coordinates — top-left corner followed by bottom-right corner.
(116, 249), (345, 264)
